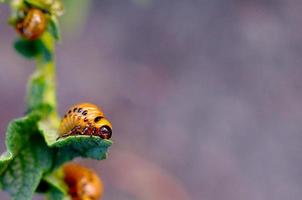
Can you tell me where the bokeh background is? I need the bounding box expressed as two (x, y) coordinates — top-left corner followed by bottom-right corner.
(1, 0), (302, 199)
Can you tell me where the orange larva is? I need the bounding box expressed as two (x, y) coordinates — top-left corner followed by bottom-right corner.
(63, 163), (104, 200)
(57, 103), (112, 140)
(16, 8), (47, 40)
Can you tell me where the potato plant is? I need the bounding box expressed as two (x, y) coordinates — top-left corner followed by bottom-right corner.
(0, 1), (112, 199)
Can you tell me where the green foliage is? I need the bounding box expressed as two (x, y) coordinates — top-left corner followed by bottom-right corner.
(52, 137), (112, 168)
(25, 0), (50, 9)
(14, 35), (53, 61)
(25, 0), (64, 16)
(0, 0), (113, 199)
(0, 137), (52, 200)
(14, 39), (40, 59)
(43, 168), (69, 200)
(47, 187), (67, 200)
(48, 16), (61, 41)
(38, 119), (112, 169)
(0, 111), (53, 200)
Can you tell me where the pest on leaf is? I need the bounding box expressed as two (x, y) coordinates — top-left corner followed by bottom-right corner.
(57, 103), (112, 140)
(16, 8), (47, 40)
(63, 163), (104, 200)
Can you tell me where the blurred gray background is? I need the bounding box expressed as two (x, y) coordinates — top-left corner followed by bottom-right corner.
(1, 0), (302, 199)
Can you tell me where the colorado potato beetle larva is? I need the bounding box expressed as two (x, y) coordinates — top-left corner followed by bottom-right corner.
(16, 8), (47, 40)
(57, 103), (112, 140)
(63, 163), (104, 200)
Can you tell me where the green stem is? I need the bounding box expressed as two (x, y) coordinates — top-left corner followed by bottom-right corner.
(26, 32), (58, 122)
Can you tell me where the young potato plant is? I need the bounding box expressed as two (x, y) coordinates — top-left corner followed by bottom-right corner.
(0, 0), (112, 199)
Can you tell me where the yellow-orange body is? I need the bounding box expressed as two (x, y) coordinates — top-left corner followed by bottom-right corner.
(16, 8), (47, 40)
(58, 103), (112, 140)
(63, 163), (103, 200)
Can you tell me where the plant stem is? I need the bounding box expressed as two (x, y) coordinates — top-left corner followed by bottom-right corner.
(26, 32), (59, 122)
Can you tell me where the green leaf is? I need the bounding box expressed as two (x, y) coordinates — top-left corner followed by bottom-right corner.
(48, 16), (61, 41)
(25, 0), (64, 16)
(0, 112), (41, 173)
(35, 37), (53, 62)
(14, 37), (53, 61)
(0, 137), (53, 200)
(43, 167), (72, 200)
(0, 113), (53, 200)
(43, 167), (67, 194)
(43, 164), (71, 200)
(24, 0), (51, 10)
(47, 186), (70, 200)
(52, 137), (112, 168)
(14, 39), (40, 59)
(38, 120), (112, 168)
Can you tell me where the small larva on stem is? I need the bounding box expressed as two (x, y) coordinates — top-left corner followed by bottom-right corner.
(16, 8), (47, 40)
(63, 163), (104, 200)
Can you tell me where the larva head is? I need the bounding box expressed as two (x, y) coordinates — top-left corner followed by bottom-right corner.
(93, 116), (112, 139)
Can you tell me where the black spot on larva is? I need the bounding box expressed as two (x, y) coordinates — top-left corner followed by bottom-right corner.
(84, 117), (88, 122)
(78, 108), (83, 113)
(82, 110), (88, 115)
(64, 114), (67, 118)
(94, 116), (103, 123)
(73, 107), (78, 112)
(68, 110), (72, 114)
